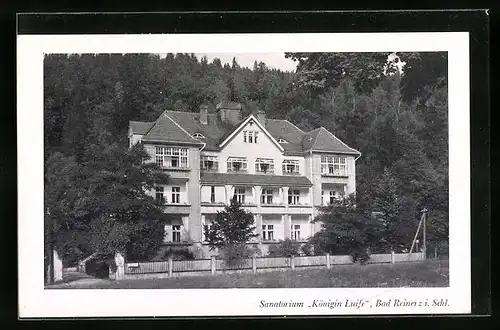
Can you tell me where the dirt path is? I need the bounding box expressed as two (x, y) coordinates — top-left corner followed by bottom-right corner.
(46, 270), (112, 289)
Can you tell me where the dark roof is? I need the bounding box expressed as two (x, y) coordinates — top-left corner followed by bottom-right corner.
(163, 111), (228, 150)
(129, 110), (360, 155)
(305, 127), (360, 155)
(265, 119), (305, 154)
(141, 111), (203, 145)
(200, 172), (313, 187)
(301, 128), (321, 151)
(129, 121), (154, 135)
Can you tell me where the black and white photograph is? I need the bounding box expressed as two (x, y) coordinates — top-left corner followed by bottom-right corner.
(18, 29), (473, 317)
(42, 51), (448, 289)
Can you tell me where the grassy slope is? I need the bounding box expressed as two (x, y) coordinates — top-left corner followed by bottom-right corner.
(52, 259), (449, 289)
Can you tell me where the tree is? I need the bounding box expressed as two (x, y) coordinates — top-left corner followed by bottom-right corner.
(285, 52), (392, 94)
(46, 143), (171, 264)
(310, 194), (383, 263)
(267, 238), (301, 257)
(204, 197), (258, 250)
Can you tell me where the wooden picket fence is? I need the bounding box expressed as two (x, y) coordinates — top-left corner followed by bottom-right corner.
(120, 252), (424, 279)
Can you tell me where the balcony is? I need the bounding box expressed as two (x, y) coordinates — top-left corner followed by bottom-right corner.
(321, 170), (348, 178)
(288, 203), (312, 208)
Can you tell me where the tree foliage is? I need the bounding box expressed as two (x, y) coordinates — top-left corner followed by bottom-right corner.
(45, 143), (170, 263)
(44, 52), (449, 262)
(310, 194), (382, 263)
(267, 238), (301, 257)
(204, 197), (258, 251)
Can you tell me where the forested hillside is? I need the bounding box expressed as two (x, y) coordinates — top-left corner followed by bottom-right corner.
(44, 52), (448, 262)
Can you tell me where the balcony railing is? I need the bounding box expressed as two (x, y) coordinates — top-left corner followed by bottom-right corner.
(321, 170), (348, 177)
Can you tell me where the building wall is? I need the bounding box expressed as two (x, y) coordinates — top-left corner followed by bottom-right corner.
(130, 124), (357, 255)
(216, 120), (305, 175)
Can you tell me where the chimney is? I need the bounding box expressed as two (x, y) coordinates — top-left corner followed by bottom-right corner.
(216, 101), (242, 126)
(199, 104), (208, 125)
(256, 109), (266, 127)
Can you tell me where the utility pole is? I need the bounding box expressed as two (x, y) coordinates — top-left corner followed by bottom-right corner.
(422, 208), (427, 260)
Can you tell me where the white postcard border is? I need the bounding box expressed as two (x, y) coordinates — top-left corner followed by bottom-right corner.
(17, 32), (470, 317)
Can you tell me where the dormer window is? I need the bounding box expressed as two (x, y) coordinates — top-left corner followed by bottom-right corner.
(278, 138), (287, 143)
(193, 133), (205, 139)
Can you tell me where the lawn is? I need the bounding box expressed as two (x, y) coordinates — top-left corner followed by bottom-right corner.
(50, 259), (449, 289)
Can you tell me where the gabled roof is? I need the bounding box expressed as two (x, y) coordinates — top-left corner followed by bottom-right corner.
(301, 128), (321, 151)
(129, 121), (154, 135)
(303, 127), (361, 155)
(200, 172), (313, 187)
(130, 110), (360, 156)
(265, 119), (305, 154)
(140, 111), (203, 145)
(218, 115), (284, 152)
(162, 110), (228, 150)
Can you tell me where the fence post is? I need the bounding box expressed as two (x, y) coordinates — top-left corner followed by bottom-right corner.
(168, 257), (173, 276)
(326, 253), (331, 269)
(210, 256), (216, 275)
(114, 252), (125, 280)
(53, 249), (63, 282)
(434, 247), (438, 259)
(252, 255), (257, 274)
(290, 256), (295, 270)
(391, 251), (395, 264)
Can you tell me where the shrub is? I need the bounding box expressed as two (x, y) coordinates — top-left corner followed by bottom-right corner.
(267, 239), (301, 257)
(161, 247), (195, 261)
(300, 241), (315, 256)
(85, 253), (110, 278)
(219, 243), (256, 266)
(349, 247), (370, 264)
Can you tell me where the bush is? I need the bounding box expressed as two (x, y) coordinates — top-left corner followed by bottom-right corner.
(268, 239), (301, 257)
(300, 242), (315, 256)
(219, 243), (257, 266)
(161, 247), (195, 261)
(349, 247), (370, 265)
(85, 253), (110, 278)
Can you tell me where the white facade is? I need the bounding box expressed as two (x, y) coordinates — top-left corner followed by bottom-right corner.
(130, 111), (359, 258)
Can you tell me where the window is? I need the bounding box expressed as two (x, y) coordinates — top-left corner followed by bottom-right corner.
(202, 216), (214, 242)
(234, 188), (246, 204)
(210, 186), (215, 203)
(193, 133), (205, 139)
(255, 158), (274, 174)
(321, 156), (347, 176)
(203, 223), (212, 241)
(243, 131), (258, 144)
(201, 155), (219, 171)
(288, 189), (300, 205)
(171, 187), (180, 204)
(282, 160), (300, 174)
(261, 189), (274, 205)
(262, 224), (274, 241)
(227, 157), (248, 172)
(329, 191), (339, 204)
(155, 147), (189, 168)
(155, 186), (165, 204)
(164, 224), (183, 243)
(291, 224), (301, 240)
(172, 225), (181, 242)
